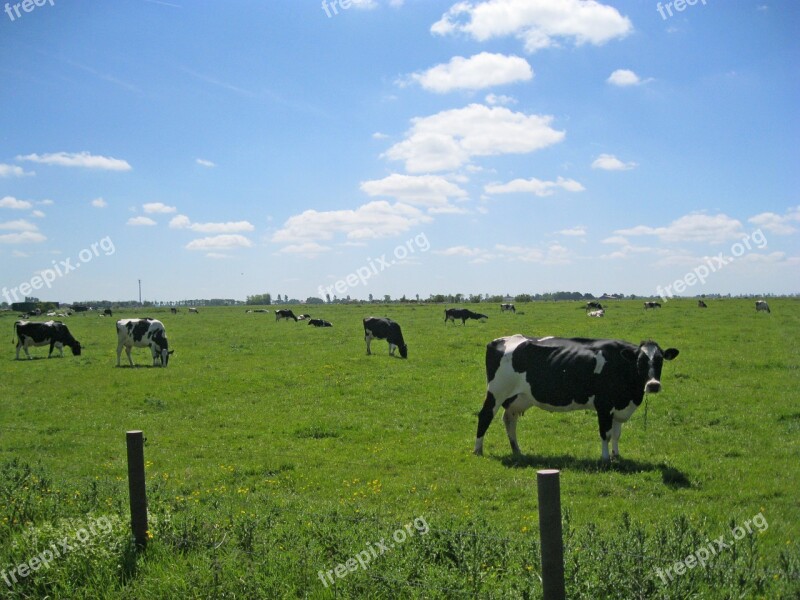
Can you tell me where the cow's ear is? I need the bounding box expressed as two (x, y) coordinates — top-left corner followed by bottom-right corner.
(620, 348), (637, 363)
(663, 348), (679, 361)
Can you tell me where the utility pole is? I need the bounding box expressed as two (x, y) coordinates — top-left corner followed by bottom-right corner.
(138, 279), (142, 306)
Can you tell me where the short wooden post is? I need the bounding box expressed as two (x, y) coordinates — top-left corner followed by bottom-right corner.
(537, 469), (565, 600)
(126, 430), (148, 548)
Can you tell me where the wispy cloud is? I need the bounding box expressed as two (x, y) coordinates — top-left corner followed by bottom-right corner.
(0, 196), (33, 210)
(143, 202), (177, 214)
(591, 153), (637, 171)
(196, 158), (216, 168)
(127, 216), (157, 226)
(17, 151), (132, 171)
(0, 164), (33, 178)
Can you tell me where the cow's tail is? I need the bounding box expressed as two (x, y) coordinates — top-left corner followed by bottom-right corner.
(11, 321), (18, 345)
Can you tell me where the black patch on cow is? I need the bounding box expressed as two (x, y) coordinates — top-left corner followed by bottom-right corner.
(126, 319), (153, 343)
(485, 338), (505, 383)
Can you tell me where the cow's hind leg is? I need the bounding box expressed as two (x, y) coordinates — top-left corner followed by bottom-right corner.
(502, 408), (522, 455)
(610, 420), (623, 460)
(597, 409), (613, 463)
(474, 391), (502, 456)
(365, 334), (372, 355)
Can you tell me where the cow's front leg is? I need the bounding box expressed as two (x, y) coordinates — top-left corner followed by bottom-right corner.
(474, 391), (500, 456)
(502, 408), (522, 455)
(365, 335), (372, 355)
(597, 409), (613, 463)
(610, 420), (623, 460)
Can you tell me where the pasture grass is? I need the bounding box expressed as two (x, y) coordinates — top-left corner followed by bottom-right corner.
(0, 298), (798, 598)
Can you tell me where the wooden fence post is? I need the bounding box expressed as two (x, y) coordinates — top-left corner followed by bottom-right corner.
(537, 468), (565, 600)
(126, 430), (148, 548)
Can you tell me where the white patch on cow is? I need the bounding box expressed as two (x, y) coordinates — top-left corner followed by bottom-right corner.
(537, 336), (554, 342)
(593, 351), (606, 374)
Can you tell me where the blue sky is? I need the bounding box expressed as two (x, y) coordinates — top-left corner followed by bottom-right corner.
(1, 0), (798, 304)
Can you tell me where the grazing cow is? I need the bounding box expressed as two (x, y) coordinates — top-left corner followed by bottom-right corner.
(275, 309), (298, 322)
(644, 301), (662, 310)
(698, 300), (707, 308)
(755, 300), (770, 313)
(14, 320), (82, 359)
(308, 318), (333, 327)
(500, 303), (516, 313)
(171, 308), (178, 314)
(586, 301), (604, 311)
(588, 309), (605, 318)
(363, 317), (407, 358)
(445, 308), (488, 325)
(103, 308), (113, 317)
(188, 307), (199, 313)
(116, 318), (172, 367)
(474, 335), (679, 462)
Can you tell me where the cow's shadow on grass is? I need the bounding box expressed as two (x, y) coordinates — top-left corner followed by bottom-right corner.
(493, 453), (692, 489)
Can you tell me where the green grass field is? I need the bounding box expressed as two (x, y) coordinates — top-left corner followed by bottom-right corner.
(1, 299), (798, 598)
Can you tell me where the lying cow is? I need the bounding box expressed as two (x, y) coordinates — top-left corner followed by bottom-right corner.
(14, 320), (82, 359)
(188, 307), (199, 313)
(275, 309), (298, 322)
(644, 301), (661, 310)
(297, 314), (311, 321)
(587, 309), (605, 317)
(445, 308), (488, 325)
(755, 300), (770, 313)
(364, 317), (407, 358)
(474, 335), (678, 462)
(586, 301), (603, 311)
(308, 318), (332, 327)
(116, 318), (173, 367)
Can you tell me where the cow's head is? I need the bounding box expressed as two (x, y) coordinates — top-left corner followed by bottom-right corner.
(70, 341), (82, 356)
(623, 341), (678, 393)
(161, 348), (174, 366)
(399, 343), (408, 359)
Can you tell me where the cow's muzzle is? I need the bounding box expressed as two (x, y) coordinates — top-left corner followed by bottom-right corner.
(645, 379), (661, 393)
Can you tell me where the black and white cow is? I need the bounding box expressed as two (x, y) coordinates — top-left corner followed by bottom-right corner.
(14, 320), (82, 359)
(188, 307), (199, 313)
(587, 309), (605, 318)
(171, 307), (178, 314)
(445, 308), (488, 325)
(308, 318), (333, 327)
(275, 309), (298, 322)
(474, 335), (679, 462)
(363, 317), (407, 358)
(586, 301), (604, 311)
(297, 314), (311, 321)
(116, 318), (172, 367)
(500, 303), (516, 313)
(755, 300), (770, 313)
(698, 300), (707, 308)
(103, 308), (113, 317)
(644, 301), (662, 310)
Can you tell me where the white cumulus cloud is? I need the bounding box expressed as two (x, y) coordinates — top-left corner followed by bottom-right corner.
(384, 103), (564, 173)
(409, 52), (533, 93)
(431, 0), (632, 52)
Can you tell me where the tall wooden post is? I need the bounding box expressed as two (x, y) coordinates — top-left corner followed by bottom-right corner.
(537, 469), (565, 600)
(126, 430), (148, 548)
